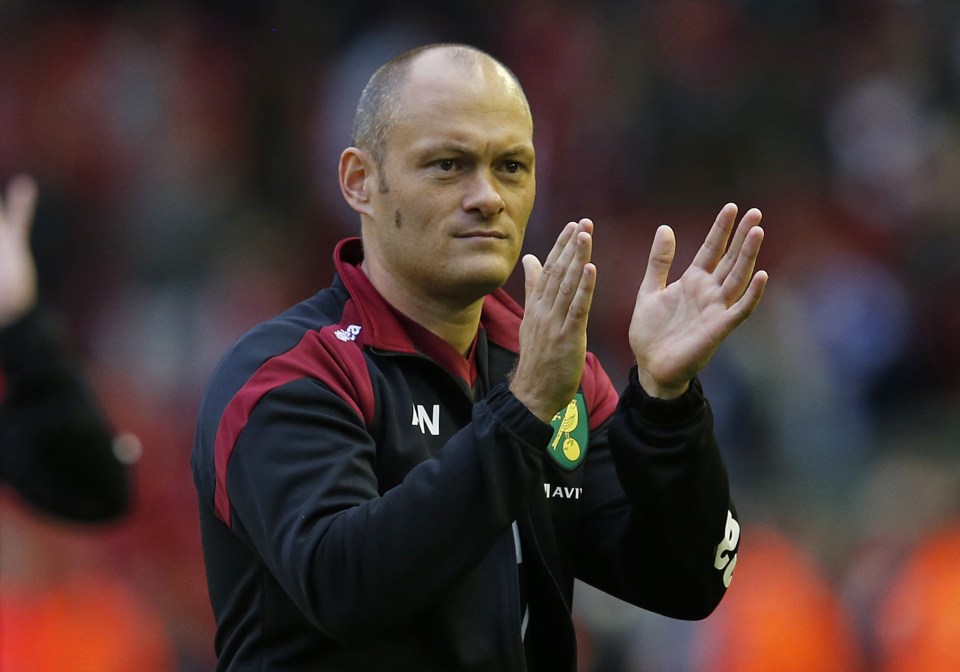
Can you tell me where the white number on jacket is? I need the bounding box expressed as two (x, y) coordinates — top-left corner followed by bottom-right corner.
(713, 510), (740, 588)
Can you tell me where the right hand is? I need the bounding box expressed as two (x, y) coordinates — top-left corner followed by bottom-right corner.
(0, 174), (39, 328)
(509, 219), (596, 422)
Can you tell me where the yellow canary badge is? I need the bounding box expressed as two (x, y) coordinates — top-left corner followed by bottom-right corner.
(547, 393), (588, 470)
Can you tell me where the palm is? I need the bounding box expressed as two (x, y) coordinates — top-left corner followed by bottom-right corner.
(629, 205), (768, 398)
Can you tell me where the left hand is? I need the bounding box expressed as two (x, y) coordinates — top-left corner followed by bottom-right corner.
(629, 203), (768, 399)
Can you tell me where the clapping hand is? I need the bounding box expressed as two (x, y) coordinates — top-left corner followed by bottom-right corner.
(511, 219), (597, 422)
(629, 204), (768, 399)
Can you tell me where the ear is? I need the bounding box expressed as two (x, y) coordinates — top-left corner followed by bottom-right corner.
(339, 147), (376, 217)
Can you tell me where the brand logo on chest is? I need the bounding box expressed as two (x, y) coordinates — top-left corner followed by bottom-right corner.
(334, 324), (362, 342)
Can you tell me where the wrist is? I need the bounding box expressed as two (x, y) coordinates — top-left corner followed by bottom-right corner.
(508, 383), (558, 423)
(634, 367), (690, 400)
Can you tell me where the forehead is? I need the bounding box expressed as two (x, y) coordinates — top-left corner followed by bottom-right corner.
(390, 52), (533, 151)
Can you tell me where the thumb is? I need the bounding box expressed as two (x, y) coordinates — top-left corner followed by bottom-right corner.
(639, 225), (676, 295)
(521, 254), (542, 302)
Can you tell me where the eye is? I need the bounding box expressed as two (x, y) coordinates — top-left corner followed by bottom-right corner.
(435, 159), (457, 171)
(501, 160), (526, 174)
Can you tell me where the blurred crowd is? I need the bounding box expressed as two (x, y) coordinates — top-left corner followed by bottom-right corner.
(1, 0), (959, 670)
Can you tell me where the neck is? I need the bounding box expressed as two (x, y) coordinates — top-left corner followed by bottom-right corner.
(361, 261), (483, 356)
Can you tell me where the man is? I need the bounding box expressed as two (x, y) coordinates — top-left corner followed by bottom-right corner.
(193, 43), (766, 671)
(0, 174), (129, 522)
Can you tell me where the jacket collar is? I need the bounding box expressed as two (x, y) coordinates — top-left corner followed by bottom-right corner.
(333, 237), (523, 359)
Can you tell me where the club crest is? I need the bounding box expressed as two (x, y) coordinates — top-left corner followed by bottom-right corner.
(547, 393), (588, 470)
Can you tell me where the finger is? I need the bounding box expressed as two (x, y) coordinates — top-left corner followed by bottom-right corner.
(638, 225), (676, 294)
(691, 203), (737, 272)
(563, 261), (596, 332)
(720, 226), (764, 304)
(534, 222), (577, 301)
(542, 223), (586, 308)
(728, 270), (769, 327)
(716, 207), (762, 282)
(2, 174), (39, 238)
(552, 229), (592, 312)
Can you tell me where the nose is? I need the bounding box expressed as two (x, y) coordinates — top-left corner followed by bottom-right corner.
(462, 171), (505, 218)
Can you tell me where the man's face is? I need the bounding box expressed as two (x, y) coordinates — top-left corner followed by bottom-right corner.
(362, 53), (536, 306)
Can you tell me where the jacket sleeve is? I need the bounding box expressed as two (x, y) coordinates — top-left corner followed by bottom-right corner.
(221, 378), (553, 644)
(0, 306), (130, 522)
(575, 365), (739, 620)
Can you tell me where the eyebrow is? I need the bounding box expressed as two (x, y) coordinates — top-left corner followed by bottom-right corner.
(415, 141), (534, 159)
(500, 144), (535, 159)
(426, 142), (474, 156)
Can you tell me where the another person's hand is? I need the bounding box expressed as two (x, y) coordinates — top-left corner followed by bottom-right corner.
(511, 219), (597, 422)
(0, 174), (39, 328)
(629, 203), (768, 399)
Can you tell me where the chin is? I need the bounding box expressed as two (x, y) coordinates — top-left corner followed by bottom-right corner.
(446, 266), (512, 300)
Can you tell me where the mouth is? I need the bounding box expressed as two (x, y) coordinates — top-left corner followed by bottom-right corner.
(454, 230), (507, 239)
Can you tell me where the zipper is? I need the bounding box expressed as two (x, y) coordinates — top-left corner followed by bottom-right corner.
(509, 532), (529, 672)
(522, 506), (576, 671)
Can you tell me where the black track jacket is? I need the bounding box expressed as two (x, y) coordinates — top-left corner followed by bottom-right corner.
(193, 238), (741, 671)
